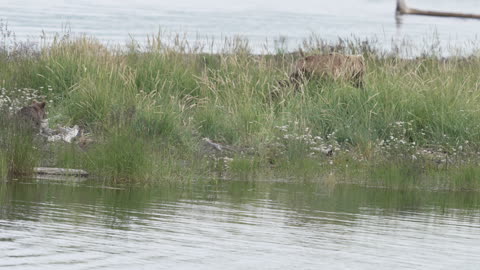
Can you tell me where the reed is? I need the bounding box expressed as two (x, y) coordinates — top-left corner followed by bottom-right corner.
(83, 129), (151, 181)
(2, 28), (480, 189)
(0, 112), (40, 177)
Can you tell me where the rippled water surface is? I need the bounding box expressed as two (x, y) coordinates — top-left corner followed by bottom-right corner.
(1, 180), (480, 269)
(1, 0), (480, 53)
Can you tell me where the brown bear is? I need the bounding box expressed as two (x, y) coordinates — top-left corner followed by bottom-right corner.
(17, 100), (47, 129)
(286, 53), (366, 89)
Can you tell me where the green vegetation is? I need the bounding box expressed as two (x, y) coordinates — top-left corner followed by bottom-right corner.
(0, 111), (40, 178)
(2, 28), (480, 190)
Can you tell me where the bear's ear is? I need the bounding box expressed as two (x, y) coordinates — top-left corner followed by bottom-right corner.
(32, 100), (38, 105)
(39, 101), (46, 109)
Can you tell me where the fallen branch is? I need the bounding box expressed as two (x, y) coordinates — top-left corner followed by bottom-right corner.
(396, 0), (480, 20)
(34, 167), (89, 177)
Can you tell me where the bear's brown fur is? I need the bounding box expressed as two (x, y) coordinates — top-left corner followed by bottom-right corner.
(287, 53), (366, 89)
(17, 100), (46, 129)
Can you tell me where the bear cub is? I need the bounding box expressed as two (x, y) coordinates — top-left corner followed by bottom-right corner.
(17, 100), (47, 129)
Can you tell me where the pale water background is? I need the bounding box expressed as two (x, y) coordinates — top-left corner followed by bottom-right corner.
(1, 180), (480, 269)
(1, 0), (480, 54)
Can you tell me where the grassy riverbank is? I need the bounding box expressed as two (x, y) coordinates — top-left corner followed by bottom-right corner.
(1, 31), (480, 190)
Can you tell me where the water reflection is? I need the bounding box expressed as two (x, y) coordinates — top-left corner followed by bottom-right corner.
(1, 179), (480, 269)
(2, 180), (480, 228)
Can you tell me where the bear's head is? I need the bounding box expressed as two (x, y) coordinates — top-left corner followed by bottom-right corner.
(31, 100), (46, 120)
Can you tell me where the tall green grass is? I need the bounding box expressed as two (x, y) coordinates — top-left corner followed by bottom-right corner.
(0, 112), (40, 177)
(0, 151), (7, 180)
(2, 30), (480, 188)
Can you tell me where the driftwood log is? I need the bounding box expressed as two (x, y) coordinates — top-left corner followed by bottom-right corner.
(396, 0), (480, 20)
(34, 167), (89, 177)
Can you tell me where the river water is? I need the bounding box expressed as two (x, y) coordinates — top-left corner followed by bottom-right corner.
(1, 0), (480, 54)
(1, 179), (480, 269)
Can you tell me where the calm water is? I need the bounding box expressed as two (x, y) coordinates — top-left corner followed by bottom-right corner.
(1, 0), (480, 54)
(1, 179), (480, 269)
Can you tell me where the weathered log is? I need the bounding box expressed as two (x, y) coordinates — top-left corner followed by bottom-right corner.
(34, 167), (89, 177)
(396, 0), (480, 20)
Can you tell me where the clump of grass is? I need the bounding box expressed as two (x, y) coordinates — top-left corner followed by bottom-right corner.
(2, 26), (480, 189)
(449, 165), (480, 191)
(227, 156), (264, 179)
(83, 129), (151, 181)
(0, 114), (40, 177)
(0, 150), (7, 180)
(0, 86), (44, 178)
(52, 143), (88, 171)
(367, 160), (423, 190)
